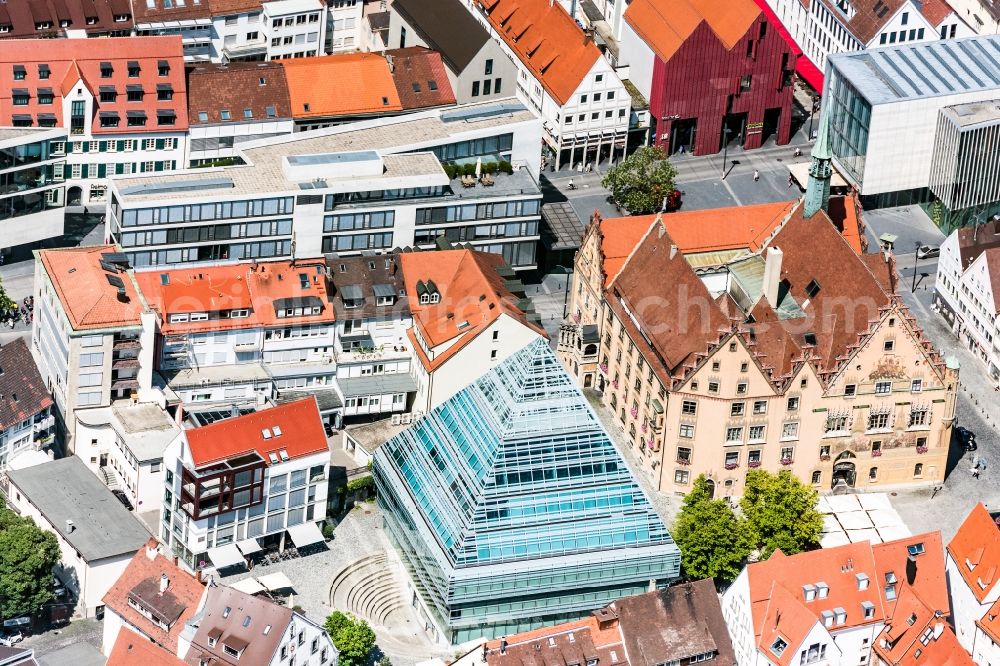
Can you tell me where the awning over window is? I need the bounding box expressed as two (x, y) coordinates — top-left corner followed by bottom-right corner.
(286, 521), (325, 548)
(126, 84), (143, 92)
(229, 577), (267, 595)
(99, 111), (119, 118)
(156, 83), (173, 91)
(207, 543), (245, 569)
(126, 110), (146, 118)
(651, 399), (664, 414)
(236, 537), (262, 555)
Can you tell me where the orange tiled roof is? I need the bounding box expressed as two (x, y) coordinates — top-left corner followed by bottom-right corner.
(102, 538), (204, 654)
(624, 0), (761, 62)
(400, 249), (546, 371)
(483, 615), (625, 665)
(134, 259), (333, 334)
(474, 0), (602, 105)
(185, 397), (328, 467)
(39, 246), (144, 331)
(872, 532), (949, 617)
(0, 37), (187, 133)
(874, 586), (973, 666)
(107, 632), (185, 666)
(282, 52), (403, 119)
(947, 503), (1000, 603)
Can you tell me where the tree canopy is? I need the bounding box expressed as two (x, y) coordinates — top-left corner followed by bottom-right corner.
(601, 145), (678, 214)
(673, 471), (823, 584)
(672, 476), (752, 582)
(0, 275), (15, 313)
(740, 469), (824, 559)
(0, 503), (60, 618)
(324, 611), (377, 666)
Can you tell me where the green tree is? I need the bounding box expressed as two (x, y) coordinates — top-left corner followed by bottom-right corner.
(324, 611), (377, 666)
(672, 476), (752, 583)
(740, 469), (823, 559)
(601, 145), (678, 214)
(0, 503), (60, 618)
(0, 275), (15, 314)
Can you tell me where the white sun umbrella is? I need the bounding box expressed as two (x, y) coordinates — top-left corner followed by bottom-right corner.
(475, 157), (482, 178)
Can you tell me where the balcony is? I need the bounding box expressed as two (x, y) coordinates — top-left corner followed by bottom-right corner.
(223, 39), (267, 58)
(111, 379), (139, 391)
(112, 357), (140, 370)
(113, 339), (141, 351)
(335, 344), (411, 364)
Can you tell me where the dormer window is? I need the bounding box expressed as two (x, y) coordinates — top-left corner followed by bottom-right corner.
(419, 293), (430, 305)
(36, 21), (53, 30)
(770, 638), (787, 656)
(223, 644), (243, 658)
(430, 293), (440, 304)
(115, 13), (131, 21)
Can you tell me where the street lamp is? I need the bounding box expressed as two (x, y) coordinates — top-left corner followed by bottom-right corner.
(721, 127), (732, 180)
(912, 241), (921, 292)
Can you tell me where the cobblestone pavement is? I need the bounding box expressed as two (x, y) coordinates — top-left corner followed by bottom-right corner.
(221, 506), (450, 666)
(21, 618), (104, 665)
(863, 207), (1000, 543)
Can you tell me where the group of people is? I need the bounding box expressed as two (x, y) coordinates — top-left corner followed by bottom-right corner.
(2, 296), (32, 328)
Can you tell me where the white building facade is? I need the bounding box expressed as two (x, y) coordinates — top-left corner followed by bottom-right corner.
(0, 128), (67, 256)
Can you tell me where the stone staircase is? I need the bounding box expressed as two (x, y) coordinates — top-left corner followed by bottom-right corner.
(328, 551), (406, 627)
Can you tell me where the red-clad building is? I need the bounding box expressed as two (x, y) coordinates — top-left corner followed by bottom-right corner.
(620, 0), (796, 155)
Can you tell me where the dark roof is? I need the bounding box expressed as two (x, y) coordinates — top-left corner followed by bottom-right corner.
(0, 645), (39, 665)
(186, 61), (292, 125)
(957, 218), (1000, 269)
(0, 337), (52, 432)
(386, 47), (457, 110)
(327, 252), (410, 320)
(818, 0), (903, 43)
(392, 0), (490, 72)
(0, 0), (133, 39)
(367, 10), (390, 31)
(132, 0), (213, 23)
(184, 586), (292, 665)
(541, 201), (585, 251)
(272, 295), (324, 311)
(613, 579), (735, 665)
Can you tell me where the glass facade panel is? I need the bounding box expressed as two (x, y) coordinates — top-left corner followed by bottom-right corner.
(826, 68), (871, 185)
(374, 339), (680, 643)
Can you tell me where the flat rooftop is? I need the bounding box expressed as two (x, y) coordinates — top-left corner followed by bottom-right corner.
(941, 99), (1000, 127)
(113, 99), (536, 202)
(7, 457), (151, 562)
(829, 35), (1000, 105)
(75, 403), (180, 463)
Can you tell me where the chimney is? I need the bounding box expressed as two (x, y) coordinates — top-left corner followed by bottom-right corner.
(160, 573), (169, 593)
(763, 246), (783, 308)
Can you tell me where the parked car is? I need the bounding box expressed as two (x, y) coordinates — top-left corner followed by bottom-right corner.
(0, 632), (23, 647)
(111, 489), (133, 511)
(917, 245), (940, 259)
(957, 426), (977, 451)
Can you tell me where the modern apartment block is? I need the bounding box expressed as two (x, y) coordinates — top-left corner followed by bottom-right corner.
(32, 246), (157, 453)
(467, 0), (632, 169)
(0, 37), (188, 209)
(933, 219), (1000, 380)
(0, 127), (67, 257)
(375, 339), (680, 644)
(0, 338), (55, 469)
(928, 99), (1000, 219)
(558, 133), (958, 498)
(106, 100), (544, 270)
(160, 398), (330, 571)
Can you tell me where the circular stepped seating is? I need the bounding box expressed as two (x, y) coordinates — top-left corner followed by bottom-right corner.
(329, 551), (406, 628)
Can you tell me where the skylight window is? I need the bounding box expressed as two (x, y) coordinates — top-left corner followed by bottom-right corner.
(771, 638), (787, 656)
(262, 428), (272, 439)
(220, 109), (231, 121)
(907, 543), (925, 556)
(273, 425), (283, 437)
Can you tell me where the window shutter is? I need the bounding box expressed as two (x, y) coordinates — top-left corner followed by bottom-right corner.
(63, 164), (72, 178)
(80, 164), (89, 178)
(81, 142), (89, 153)
(117, 140), (125, 151)
(98, 163), (107, 178)
(154, 161), (164, 172)
(99, 141), (107, 151)
(156, 138), (165, 150)
(115, 163), (124, 175)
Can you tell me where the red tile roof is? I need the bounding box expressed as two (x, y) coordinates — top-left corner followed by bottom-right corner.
(874, 586), (973, 666)
(0, 37), (187, 133)
(947, 503), (1000, 603)
(184, 397), (328, 467)
(0, 0), (134, 39)
(134, 259), (333, 335)
(187, 61), (292, 125)
(474, 0), (602, 105)
(399, 249), (546, 371)
(38, 246), (144, 331)
(0, 338), (52, 432)
(872, 532), (948, 617)
(102, 538), (205, 654)
(107, 632), (185, 666)
(386, 47), (457, 110)
(282, 53), (403, 119)
(484, 616), (625, 665)
(624, 0), (762, 62)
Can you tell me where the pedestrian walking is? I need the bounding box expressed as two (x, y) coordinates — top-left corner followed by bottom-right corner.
(973, 467), (980, 479)
(788, 173), (794, 188)
(753, 169), (760, 182)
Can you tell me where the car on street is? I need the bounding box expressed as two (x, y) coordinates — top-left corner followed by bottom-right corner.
(957, 426), (977, 451)
(916, 245), (940, 259)
(111, 489), (133, 511)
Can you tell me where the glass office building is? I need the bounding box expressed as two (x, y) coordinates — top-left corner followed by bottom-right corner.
(374, 339), (680, 644)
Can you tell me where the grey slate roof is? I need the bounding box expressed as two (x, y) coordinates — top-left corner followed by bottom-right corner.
(7, 457), (150, 562)
(828, 35), (1000, 105)
(392, 0), (489, 72)
(338, 373), (418, 397)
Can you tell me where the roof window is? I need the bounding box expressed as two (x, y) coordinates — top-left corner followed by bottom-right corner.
(262, 428), (272, 439)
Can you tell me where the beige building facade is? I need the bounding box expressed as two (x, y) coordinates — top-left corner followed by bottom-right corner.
(558, 199), (958, 499)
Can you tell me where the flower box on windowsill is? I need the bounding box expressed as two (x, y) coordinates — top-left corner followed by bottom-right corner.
(748, 460), (762, 468)
(820, 454), (831, 462)
(573, 313), (582, 324)
(780, 457), (794, 466)
(725, 462), (740, 470)
(630, 408), (639, 419)
(916, 445), (928, 454)
(871, 449), (883, 457)
(599, 363), (608, 374)
(612, 380), (619, 389)
(677, 458), (691, 466)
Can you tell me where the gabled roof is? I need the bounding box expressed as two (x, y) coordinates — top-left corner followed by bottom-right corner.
(474, 0), (602, 105)
(107, 633), (184, 666)
(386, 47), (457, 110)
(377, 339), (680, 569)
(102, 539), (204, 653)
(624, 0), (761, 62)
(0, 37), (187, 133)
(872, 532), (948, 616)
(818, 0), (905, 44)
(399, 249), (545, 371)
(484, 615), (624, 665)
(873, 586), (973, 666)
(282, 52), (403, 119)
(37, 246), (144, 332)
(392, 0), (491, 73)
(0, 0), (133, 38)
(0, 338), (52, 432)
(184, 397), (327, 467)
(183, 585), (291, 666)
(956, 219), (1000, 271)
(947, 502), (1000, 603)
(187, 61), (292, 125)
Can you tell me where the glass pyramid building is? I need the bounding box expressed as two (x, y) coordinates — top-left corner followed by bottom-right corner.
(373, 339), (680, 644)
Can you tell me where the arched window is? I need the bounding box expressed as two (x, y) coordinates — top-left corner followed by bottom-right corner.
(869, 466), (878, 481)
(811, 470), (822, 484)
(914, 463), (923, 477)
